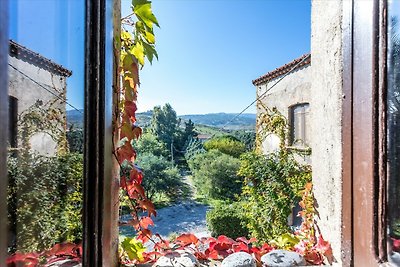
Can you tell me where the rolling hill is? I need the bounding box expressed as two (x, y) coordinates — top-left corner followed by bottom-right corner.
(66, 110), (256, 131)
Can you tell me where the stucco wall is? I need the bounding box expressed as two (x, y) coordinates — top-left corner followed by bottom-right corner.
(8, 56), (67, 155)
(311, 1), (344, 265)
(256, 64), (311, 154)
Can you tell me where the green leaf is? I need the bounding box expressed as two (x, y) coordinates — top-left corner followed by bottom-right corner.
(132, 0), (150, 6)
(121, 237), (146, 261)
(134, 3), (159, 29)
(142, 42), (158, 64)
(144, 31), (155, 44)
(130, 42), (145, 66)
(121, 31), (132, 41)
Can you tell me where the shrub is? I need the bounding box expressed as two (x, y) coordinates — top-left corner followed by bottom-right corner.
(7, 153), (83, 253)
(134, 132), (169, 158)
(188, 150), (242, 200)
(136, 153), (182, 201)
(66, 128), (83, 153)
(206, 201), (249, 239)
(238, 151), (311, 242)
(204, 135), (246, 158)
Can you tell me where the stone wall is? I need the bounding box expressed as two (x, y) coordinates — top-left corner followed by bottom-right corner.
(8, 56), (67, 155)
(310, 0), (345, 265)
(256, 64), (311, 155)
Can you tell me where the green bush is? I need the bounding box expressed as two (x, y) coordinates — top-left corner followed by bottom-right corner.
(66, 128), (83, 153)
(188, 150), (242, 200)
(7, 153), (83, 253)
(134, 132), (169, 158)
(204, 135), (246, 158)
(238, 151), (311, 242)
(206, 201), (249, 239)
(136, 153), (182, 201)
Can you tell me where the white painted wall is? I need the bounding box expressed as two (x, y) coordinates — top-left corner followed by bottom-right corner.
(311, 0), (345, 265)
(8, 56), (67, 156)
(256, 64), (312, 154)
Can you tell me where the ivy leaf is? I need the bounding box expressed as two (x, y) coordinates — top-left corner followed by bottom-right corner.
(139, 216), (154, 229)
(130, 166), (144, 184)
(121, 237), (146, 262)
(132, 0), (151, 6)
(125, 100), (137, 119)
(176, 233), (199, 246)
(117, 141), (136, 163)
(121, 122), (134, 141)
(144, 31), (155, 44)
(139, 199), (156, 217)
(142, 42), (158, 64)
(130, 42), (145, 66)
(134, 3), (159, 29)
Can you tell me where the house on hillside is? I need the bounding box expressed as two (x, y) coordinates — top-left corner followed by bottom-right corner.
(252, 53), (311, 157)
(8, 40), (71, 155)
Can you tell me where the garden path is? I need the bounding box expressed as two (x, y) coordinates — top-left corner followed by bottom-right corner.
(119, 175), (210, 240)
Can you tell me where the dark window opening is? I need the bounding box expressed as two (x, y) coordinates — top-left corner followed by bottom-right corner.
(8, 96), (17, 148)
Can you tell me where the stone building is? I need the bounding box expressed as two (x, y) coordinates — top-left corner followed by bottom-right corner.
(253, 53), (311, 158)
(8, 40), (71, 155)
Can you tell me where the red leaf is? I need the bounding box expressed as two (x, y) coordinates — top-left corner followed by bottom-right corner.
(140, 216), (154, 229)
(138, 228), (152, 242)
(236, 237), (251, 244)
(125, 100), (137, 119)
(127, 181), (145, 199)
(304, 250), (323, 265)
(132, 126), (142, 139)
(392, 238), (400, 252)
(139, 199), (157, 217)
(176, 233), (199, 246)
(233, 242), (249, 253)
(7, 253), (40, 267)
(117, 141), (136, 163)
(130, 167), (144, 184)
(314, 235), (332, 258)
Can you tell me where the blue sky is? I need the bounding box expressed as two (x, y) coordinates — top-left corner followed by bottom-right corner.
(9, 0), (310, 115)
(9, 0), (85, 111)
(122, 0), (311, 115)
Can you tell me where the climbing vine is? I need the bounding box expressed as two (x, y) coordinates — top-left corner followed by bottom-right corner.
(114, 0), (159, 245)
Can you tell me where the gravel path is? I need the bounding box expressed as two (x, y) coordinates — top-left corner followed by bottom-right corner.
(119, 175), (211, 240)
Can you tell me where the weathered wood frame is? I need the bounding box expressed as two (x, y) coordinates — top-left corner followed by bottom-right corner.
(344, 0), (389, 265)
(0, 0), (9, 265)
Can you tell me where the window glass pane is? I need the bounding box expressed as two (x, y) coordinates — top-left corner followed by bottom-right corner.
(7, 0), (84, 264)
(291, 103), (309, 146)
(387, 0), (400, 261)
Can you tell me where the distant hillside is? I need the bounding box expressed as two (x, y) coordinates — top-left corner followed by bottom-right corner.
(179, 113), (255, 130)
(66, 109), (84, 129)
(66, 110), (256, 131)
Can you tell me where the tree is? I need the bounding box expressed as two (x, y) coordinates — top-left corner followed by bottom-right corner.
(188, 150), (242, 200)
(184, 119), (197, 139)
(134, 132), (169, 157)
(204, 135), (246, 158)
(150, 104), (179, 152)
(136, 153), (181, 201)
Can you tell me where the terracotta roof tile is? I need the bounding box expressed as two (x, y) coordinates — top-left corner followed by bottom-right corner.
(252, 53), (311, 86)
(9, 40), (72, 77)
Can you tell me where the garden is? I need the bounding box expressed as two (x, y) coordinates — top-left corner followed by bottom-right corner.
(6, 1), (333, 266)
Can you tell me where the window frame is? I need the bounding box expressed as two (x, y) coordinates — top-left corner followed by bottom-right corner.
(0, 0), (119, 266)
(344, 0), (389, 265)
(288, 102), (310, 148)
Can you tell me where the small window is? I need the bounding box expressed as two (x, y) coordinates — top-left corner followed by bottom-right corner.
(289, 103), (310, 147)
(8, 96), (17, 148)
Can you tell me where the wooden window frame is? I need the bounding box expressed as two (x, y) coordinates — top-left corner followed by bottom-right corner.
(288, 102), (310, 147)
(343, 0), (389, 265)
(0, 0), (120, 266)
